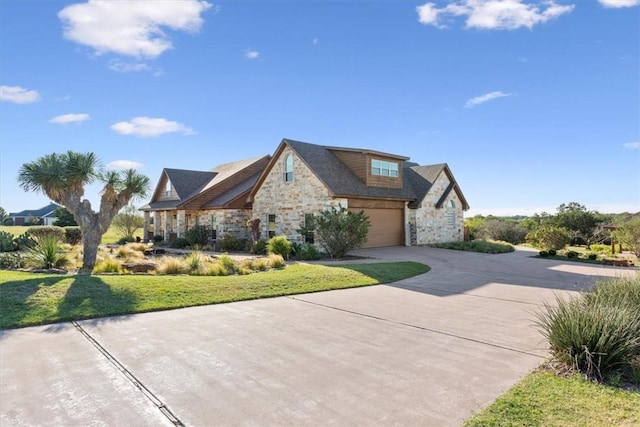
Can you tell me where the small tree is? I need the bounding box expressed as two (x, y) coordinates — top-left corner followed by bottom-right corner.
(112, 204), (145, 241)
(526, 225), (571, 250)
(611, 216), (640, 256)
(53, 207), (78, 226)
(0, 207), (7, 223)
(315, 205), (370, 258)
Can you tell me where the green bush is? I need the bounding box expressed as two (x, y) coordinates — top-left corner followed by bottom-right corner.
(219, 233), (245, 252)
(296, 243), (321, 261)
(117, 236), (136, 245)
(64, 227), (82, 245)
(185, 226), (213, 247)
(153, 234), (163, 243)
(548, 249), (557, 256)
(27, 226), (65, 243)
(429, 240), (514, 254)
(567, 250), (578, 259)
(539, 250), (549, 257)
(0, 252), (26, 269)
(217, 254), (236, 275)
(14, 232), (36, 250)
(587, 253), (598, 260)
(170, 237), (189, 249)
(526, 225), (571, 250)
(29, 236), (71, 269)
(267, 235), (293, 258)
(589, 244), (612, 255)
(315, 206), (370, 258)
(537, 276), (640, 380)
(253, 239), (267, 255)
(0, 231), (17, 252)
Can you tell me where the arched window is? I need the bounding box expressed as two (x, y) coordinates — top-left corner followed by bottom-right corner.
(446, 200), (455, 227)
(284, 154), (294, 182)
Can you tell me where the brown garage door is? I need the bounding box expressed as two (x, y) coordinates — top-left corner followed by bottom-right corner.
(351, 208), (404, 248)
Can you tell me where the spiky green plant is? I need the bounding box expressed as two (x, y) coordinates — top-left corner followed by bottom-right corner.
(29, 236), (71, 269)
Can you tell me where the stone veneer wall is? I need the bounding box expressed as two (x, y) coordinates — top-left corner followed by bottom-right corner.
(252, 147), (347, 243)
(192, 209), (251, 239)
(412, 173), (464, 244)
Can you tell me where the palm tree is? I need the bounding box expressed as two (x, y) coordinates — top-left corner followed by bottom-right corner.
(18, 151), (150, 274)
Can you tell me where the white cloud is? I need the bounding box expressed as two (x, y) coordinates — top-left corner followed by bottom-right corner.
(417, 0), (574, 30)
(111, 117), (195, 137)
(49, 113), (90, 124)
(0, 85), (41, 104)
(106, 160), (144, 170)
(245, 50), (260, 59)
(623, 142), (640, 149)
(465, 91), (513, 108)
(58, 0), (212, 58)
(109, 61), (152, 73)
(312, 38), (319, 45)
(599, 0), (640, 7)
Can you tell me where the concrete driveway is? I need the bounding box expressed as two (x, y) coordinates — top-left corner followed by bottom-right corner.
(1, 246), (633, 426)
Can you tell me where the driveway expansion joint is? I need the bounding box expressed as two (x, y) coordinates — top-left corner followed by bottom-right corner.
(287, 297), (544, 359)
(71, 321), (185, 426)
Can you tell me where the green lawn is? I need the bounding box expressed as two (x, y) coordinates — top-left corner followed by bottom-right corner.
(464, 371), (640, 427)
(0, 261), (429, 329)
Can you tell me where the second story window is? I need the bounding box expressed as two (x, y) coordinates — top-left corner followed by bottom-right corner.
(284, 154), (294, 182)
(371, 159), (399, 177)
(165, 180), (172, 197)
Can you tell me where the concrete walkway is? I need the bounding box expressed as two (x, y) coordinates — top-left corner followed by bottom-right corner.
(1, 247), (634, 426)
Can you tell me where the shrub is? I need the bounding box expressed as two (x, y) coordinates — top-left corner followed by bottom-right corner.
(170, 237), (189, 249)
(64, 227), (82, 245)
(537, 276), (640, 380)
(566, 250), (578, 259)
(185, 226), (213, 247)
(157, 256), (186, 274)
(117, 236), (136, 245)
(252, 258), (270, 271)
(429, 240), (514, 254)
(268, 254), (286, 268)
(27, 226), (65, 243)
(28, 236), (71, 269)
(526, 225), (571, 250)
(539, 250), (549, 257)
(219, 233), (245, 252)
(267, 235), (293, 258)
(217, 254), (236, 275)
(589, 244), (612, 255)
(0, 231), (17, 252)
(547, 249), (557, 256)
(296, 243), (321, 261)
(479, 219), (528, 244)
(153, 234), (164, 243)
(253, 239), (267, 255)
(185, 251), (211, 275)
(315, 206), (370, 259)
(114, 246), (144, 262)
(14, 232), (36, 250)
(587, 253), (598, 260)
(0, 252), (26, 269)
(93, 258), (124, 274)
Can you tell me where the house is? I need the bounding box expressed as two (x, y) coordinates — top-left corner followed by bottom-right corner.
(8, 202), (61, 226)
(140, 155), (271, 242)
(248, 139), (469, 248)
(142, 138), (469, 248)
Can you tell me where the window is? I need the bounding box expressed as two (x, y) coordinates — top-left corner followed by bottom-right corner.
(371, 159), (399, 177)
(268, 214), (276, 238)
(165, 180), (172, 197)
(446, 200), (455, 228)
(284, 154), (294, 182)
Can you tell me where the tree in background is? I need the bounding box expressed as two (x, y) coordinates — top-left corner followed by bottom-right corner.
(53, 206), (78, 226)
(553, 202), (603, 247)
(18, 151), (150, 274)
(314, 205), (370, 259)
(0, 207), (7, 223)
(478, 219), (528, 244)
(611, 215), (640, 256)
(526, 225), (571, 250)
(112, 204), (145, 241)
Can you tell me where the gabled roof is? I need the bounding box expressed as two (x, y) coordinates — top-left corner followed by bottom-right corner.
(142, 156), (270, 211)
(250, 139), (469, 210)
(10, 202), (61, 218)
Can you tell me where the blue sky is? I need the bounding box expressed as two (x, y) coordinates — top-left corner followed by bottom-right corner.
(1, 0), (638, 217)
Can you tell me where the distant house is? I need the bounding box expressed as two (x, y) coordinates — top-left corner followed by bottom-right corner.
(143, 138), (469, 248)
(8, 202), (61, 226)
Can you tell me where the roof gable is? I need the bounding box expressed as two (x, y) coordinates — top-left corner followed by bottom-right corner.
(10, 202), (61, 218)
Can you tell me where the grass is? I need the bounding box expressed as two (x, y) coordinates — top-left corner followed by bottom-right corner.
(428, 240), (514, 254)
(0, 261), (429, 329)
(0, 225), (143, 245)
(464, 371), (640, 427)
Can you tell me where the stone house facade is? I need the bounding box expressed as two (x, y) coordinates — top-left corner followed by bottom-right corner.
(143, 138), (469, 248)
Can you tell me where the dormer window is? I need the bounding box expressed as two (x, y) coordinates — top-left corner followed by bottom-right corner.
(284, 154), (294, 182)
(165, 180), (172, 196)
(371, 159), (398, 177)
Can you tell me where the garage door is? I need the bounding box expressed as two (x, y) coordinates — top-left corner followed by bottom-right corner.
(351, 208), (404, 248)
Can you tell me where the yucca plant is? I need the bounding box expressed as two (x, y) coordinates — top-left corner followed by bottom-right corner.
(29, 236), (71, 270)
(185, 251), (211, 275)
